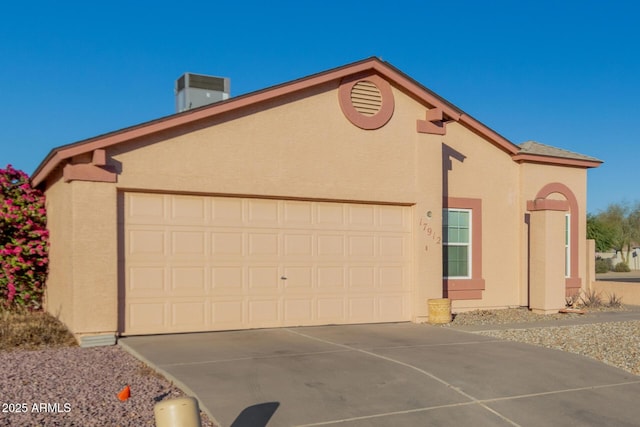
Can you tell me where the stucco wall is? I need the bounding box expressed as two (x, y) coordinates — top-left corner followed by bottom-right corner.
(441, 123), (522, 309)
(44, 175), (118, 337)
(69, 181), (118, 334)
(520, 163), (588, 305)
(43, 169), (75, 329)
(42, 75), (593, 337)
(592, 281), (640, 306)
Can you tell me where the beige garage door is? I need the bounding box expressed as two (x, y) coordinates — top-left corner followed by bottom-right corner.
(122, 192), (413, 335)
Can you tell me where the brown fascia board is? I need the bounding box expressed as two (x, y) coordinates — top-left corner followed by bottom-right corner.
(512, 152), (603, 169)
(379, 61), (520, 156)
(32, 57), (524, 186)
(32, 57), (384, 186)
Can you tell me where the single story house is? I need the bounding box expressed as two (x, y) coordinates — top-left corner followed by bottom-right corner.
(32, 57), (602, 346)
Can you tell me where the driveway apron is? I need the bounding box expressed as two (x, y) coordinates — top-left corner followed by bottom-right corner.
(120, 323), (640, 427)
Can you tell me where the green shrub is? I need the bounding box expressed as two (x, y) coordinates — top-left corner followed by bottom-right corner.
(595, 258), (612, 273)
(613, 262), (631, 272)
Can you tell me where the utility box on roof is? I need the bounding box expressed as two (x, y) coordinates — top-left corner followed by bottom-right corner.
(175, 73), (230, 112)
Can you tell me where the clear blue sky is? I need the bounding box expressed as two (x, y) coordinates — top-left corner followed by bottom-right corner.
(1, 1), (638, 214)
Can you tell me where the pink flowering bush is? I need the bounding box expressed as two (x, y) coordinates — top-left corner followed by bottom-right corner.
(0, 165), (48, 309)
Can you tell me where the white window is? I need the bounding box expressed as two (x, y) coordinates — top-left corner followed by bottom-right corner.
(443, 209), (471, 278)
(565, 214), (570, 278)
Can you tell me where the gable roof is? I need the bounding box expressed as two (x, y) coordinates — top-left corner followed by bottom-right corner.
(514, 141), (602, 167)
(31, 57), (600, 187)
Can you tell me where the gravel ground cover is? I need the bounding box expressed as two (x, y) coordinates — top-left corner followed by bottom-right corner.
(448, 307), (640, 376)
(0, 346), (217, 427)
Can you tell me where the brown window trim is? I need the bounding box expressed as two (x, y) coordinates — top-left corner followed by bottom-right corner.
(443, 197), (485, 300)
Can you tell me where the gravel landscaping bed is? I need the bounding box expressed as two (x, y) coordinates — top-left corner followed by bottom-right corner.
(448, 307), (640, 377)
(0, 346), (217, 427)
(477, 321), (640, 376)
(443, 306), (626, 326)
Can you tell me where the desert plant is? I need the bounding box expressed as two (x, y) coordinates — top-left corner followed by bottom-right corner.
(0, 165), (48, 309)
(579, 288), (603, 308)
(606, 292), (624, 308)
(595, 257), (612, 273)
(613, 262), (631, 272)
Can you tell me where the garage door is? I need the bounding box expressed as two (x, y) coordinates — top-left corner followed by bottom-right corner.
(122, 192), (413, 335)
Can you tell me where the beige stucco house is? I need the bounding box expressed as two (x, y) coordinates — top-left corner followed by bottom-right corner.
(32, 58), (601, 346)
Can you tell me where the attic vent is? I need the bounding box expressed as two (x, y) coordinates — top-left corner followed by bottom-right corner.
(338, 74), (394, 130)
(350, 81), (383, 116)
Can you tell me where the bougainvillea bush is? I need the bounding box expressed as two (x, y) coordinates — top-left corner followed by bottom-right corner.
(0, 165), (48, 309)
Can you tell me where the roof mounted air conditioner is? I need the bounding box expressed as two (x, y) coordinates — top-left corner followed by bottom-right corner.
(175, 73), (230, 113)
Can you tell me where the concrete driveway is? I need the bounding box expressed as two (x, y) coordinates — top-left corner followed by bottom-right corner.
(121, 323), (640, 427)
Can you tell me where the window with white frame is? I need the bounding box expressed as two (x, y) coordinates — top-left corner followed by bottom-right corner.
(565, 213), (570, 278)
(443, 209), (471, 278)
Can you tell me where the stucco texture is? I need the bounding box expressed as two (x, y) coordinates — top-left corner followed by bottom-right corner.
(37, 59), (598, 339)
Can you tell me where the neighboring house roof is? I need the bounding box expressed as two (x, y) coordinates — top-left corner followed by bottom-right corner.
(517, 141), (603, 164)
(31, 57), (602, 187)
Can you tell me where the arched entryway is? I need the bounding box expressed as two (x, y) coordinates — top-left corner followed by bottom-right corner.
(533, 183), (582, 296)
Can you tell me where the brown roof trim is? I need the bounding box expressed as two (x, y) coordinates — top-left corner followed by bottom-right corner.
(512, 152), (602, 168)
(31, 57), (571, 185)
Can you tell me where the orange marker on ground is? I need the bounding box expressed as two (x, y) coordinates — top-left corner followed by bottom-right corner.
(117, 385), (131, 401)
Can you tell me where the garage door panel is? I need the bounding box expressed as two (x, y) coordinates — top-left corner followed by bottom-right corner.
(284, 233), (313, 256)
(211, 198), (244, 224)
(248, 299), (281, 324)
(349, 267), (376, 289)
(212, 232), (244, 255)
(127, 193), (166, 224)
(283, 266), (313, 289)
(283, 201), (313, 225)
(317, 203), (344, 226)
(379, 295), (406, 320)
(129, 302), (166, 331)
(129, 229), (166, 255)
(284, 299), (314, 322)
(379, 266), (406, 290)
(379, 205), (410, 230)
(171, 301), (207, 328)
(170, 195), (207, 224)
(212, 299), (245, 325)
(129, 266), (165, 295)
(317, 234), (345, 256)
(248, 233), (279, 256)
(248, 199), (279, 224)
(349, 297), (376, 320)
(171, 267), (207, 294)
(171, 231), (206, 255)
(211, 266), (244, 290)
(317, 298), (345, 320)
(379, 235), (406, 257)
(348, 235), (375, 257)
(348, 205), (376, 227)
(248, 266), (280, 289)
(123, 193), (412, 335)
(317, 266), (345, 289)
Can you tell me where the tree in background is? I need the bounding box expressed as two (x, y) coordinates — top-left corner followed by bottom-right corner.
(0, 165), (48, 309)
(587, 213), (616, 252)
(593, 202), (640, 266)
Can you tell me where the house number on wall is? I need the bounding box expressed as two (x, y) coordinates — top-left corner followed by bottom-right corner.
(420, 217), (441, 252)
